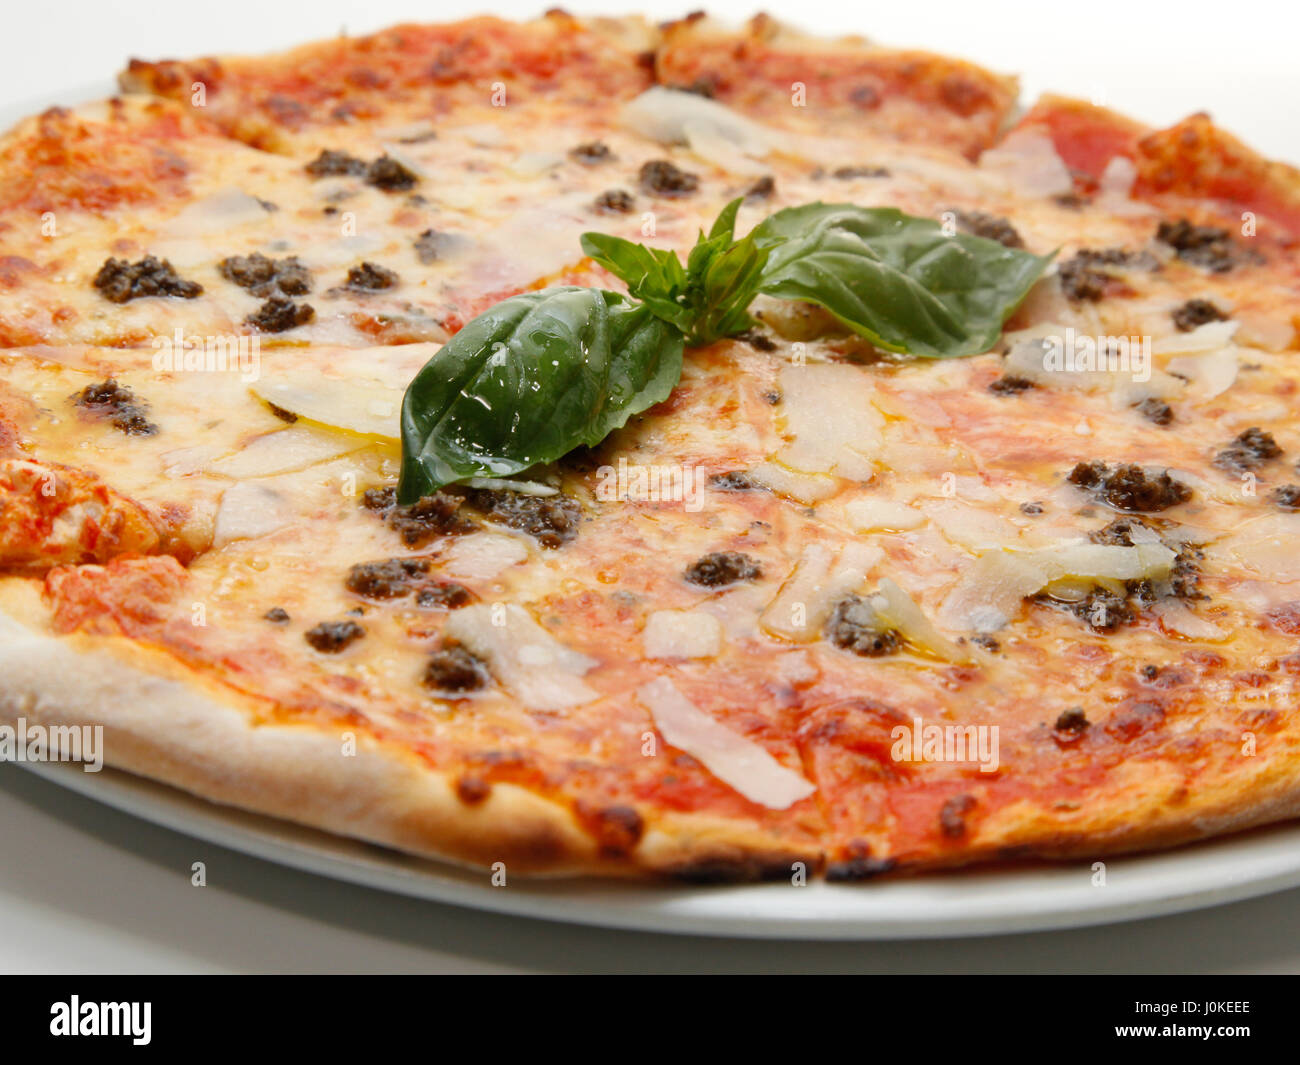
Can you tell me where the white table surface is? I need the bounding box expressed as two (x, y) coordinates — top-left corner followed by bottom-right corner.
(2, 0), (1298, 974)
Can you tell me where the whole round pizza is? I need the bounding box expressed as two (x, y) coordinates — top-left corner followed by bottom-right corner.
(2, 12), (1299, 883)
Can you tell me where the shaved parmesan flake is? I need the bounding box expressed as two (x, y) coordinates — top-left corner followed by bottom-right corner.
(978, 132), (1074, 197)
(443, 605), (597, 710)
(250, 374), (404, 440)
(621, 87), (771, 158)
(637, 678), (813, 809)
(1153, 601), (1226, 641)
(869, 578), (968, 661)
(747, 460), (838, 504)
(440, 533), (529, 580)
(208, 426), (365, 479)
(1153, 320), (1238, 355)
(844, 497), (925, 533)
(761, 542), (882, 641)
(213, 482), (290, 546)
(643, 610), (724, 659)
(1166, 347), (1238, 399)
(164, 188), (270, 237)
(769, 363), (882, 482)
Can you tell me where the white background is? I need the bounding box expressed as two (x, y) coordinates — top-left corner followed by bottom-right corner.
(2, 0), (1299, 973)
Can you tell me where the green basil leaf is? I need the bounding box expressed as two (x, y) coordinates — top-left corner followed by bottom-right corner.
(397, 287), (684, 501)
(755, 203), (1053, 358)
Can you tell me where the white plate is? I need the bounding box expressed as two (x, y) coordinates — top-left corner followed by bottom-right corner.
(8, 82), (1300, 941)
(22, 759), (1300, 939)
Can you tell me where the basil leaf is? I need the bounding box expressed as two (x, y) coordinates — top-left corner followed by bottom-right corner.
(397, 287), (683, 501)
(755, 203), (1053, 358)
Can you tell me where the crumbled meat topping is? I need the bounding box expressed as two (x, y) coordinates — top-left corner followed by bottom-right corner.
(423, 645), (488, 693)
(831, 165), (889, 179)
(464, 488), (580, 548)
(1053, 707), (1089, 738)
(416, 582), (473, 609)
(569, 141), (613, 165)
(305, 149), (367, 177)
(244, 295), (314, 333)
(1088, 517), (1155, 547)
(825, 595), (901, 656)
(380, 491), (474, 548)
(1172, 297), (1228, 332)
(1070, 588), (1133, 632)
(345, 558), (431, 599)
(413, 228), (463, 264)
(734, 329), (776, 351)
(1067, 461), (1191, 511)
(744, 175), (775, 200)
(1057, 248), (1158, 302)
(593, 188), (635, 214)
(1213, 427), (1282, 472)
(344, 261), (399, 291)
(950, 208), (1024, 249)
(1272, 485), (1300, 512)
(638, 159), (699, 198)
(93, 256), (202, 303)
(708, 471), (761, 491)
(263, 607), (290, 624)
(1157, 219), (1255, 272)
(989, 374), (1034, 395)
(73, 379), (158, 436)
(365, 155), (419, 191)
(684, 551), (762, 587)
(218, 252), (311, 297)
(304, 619), (365, 653)
(1135, 397), (1174, 426)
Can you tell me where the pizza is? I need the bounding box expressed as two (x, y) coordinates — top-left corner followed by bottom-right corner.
(2, 12), (1300, 882)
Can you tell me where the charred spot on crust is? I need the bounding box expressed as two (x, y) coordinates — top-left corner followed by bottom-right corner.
(593, 188), (635, 214)
(825, 855), (896, 881)
(244, 295), (314, 333)
(667, 854), (811, 884)
(831, 165), (889, 179)
(263, 607), (290, 624)
(949, 208), (1024, 249)
(344, 261), (399, 291)
(1135, 397), (1173, 426)
(73, 379), (158, 436)
(455, 775), (492, 804)
(345, 558), (431, 599)
(1213, 427), (1282, 473)
(989, 374), (1034, 395)
(744, 175), (775, 200)
(463, 487), (580, 548)
(304, 619), (364, 653)
(638, 159), (699, 198)
(305, 149), (367, 177)
(1054, 707), (1089, 741)
(423, 645), (488, 693)
(1105, 701), (1165, 742)
(415, 582), (472, 609)
(569, 141), (613, 165)
(825, 595), (901, 656)
(1157, 218), (1254, 273)
(1271, 485), (1300, 512)
(218, 252), (311, 297)
(1067, 461), (1191, 512)
(684, 550), (761, 587)
(1057, 247), (1158, 302)
(93, 256), (202, 303)
(582, 804), (645, 858)
(708, 471), (761, 491)
(1172, 297), (1228, 331)
(939, 794), (977, 839)
(366, 154), (419, 191)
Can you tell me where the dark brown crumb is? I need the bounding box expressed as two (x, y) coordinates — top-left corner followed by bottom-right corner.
(638, 159), (699, 198)
(1135, 397), (1174, 426)
(1019, 501), (1044, 516)
(218, 252), (312, 297)
(1157, 218), (1253, 272)
(385, 492), (475, 548)
(989, 374), (1034, 395)
(1071, 588), (1133, 632)
(423, 645), (488, 693)
(1053, 707), (1089, 740)
(1213, 427), (1282, 473)
(593, 188), (635, 214)
(73, 379), (158, 436)
(744, 175), (775, 200)
(1067, 461), (1191, 512)
(1172, 297), (1228, 331)
(684, 551), (762, 587)
(464, 488), (581, 548)
(939, 794), (977, 838)
(1057, 247), (1159, 302)
(361, 486), (397, 511)
(344, 261), (399, 291)
(570, 141), (613, 165)
(825, 595), (901, 656)
(345, 558), (431, 600)
(455, 776), (492, 804)
(244, 295), (314, 333)
(93, 256), (202, 303)
(304, 619), (365, 653)
(971, 633), (1000, 652)
(263, 607), (290, 624)
(267, 402), (298, 423)
(413, 228), (464, 264)
(708, 471), (761, 491)
(366, 155), (419, 191)
(415, 582), (473, 609)
(1270, 485), (1300, 512)
(1088, 517), (1155, 547)
(949, 208), (1024, 249)
(305, 149), (367, 177)
(734, 329), (776, 351)
(831, 165), (890, 179)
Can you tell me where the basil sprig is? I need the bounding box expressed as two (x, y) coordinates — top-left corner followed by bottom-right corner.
(753, 203), (1054, 359)
(398, 200), (1052, 499)
(398, 288), (681, 502)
